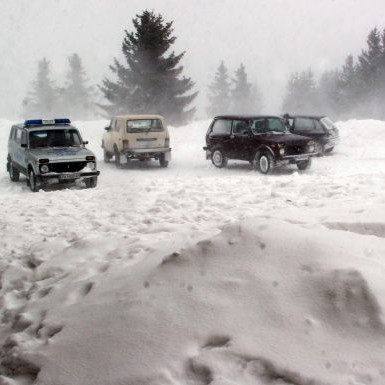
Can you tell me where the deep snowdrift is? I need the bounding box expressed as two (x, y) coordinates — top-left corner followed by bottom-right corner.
(0, 119), (385, 385)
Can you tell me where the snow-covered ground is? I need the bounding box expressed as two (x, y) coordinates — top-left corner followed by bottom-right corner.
(0, 118), (385, 385)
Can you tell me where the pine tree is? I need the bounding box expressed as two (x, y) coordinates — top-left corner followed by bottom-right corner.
(317, 70), (341, 118)
(206, 61), (231, 116)
(61, 53), (96, 120)
(378, 28), (385, 119)
(22, 58), (59, 118)
(99, 10), (197, 126)
(356, 27), (383, 117)
(338, 55), (360, 118)
(230, 63), (261, 113)
(282, 69), (317, 114)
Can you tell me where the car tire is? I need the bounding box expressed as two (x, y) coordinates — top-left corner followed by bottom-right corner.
(8, 161), (20, 182)
(85, 176), (97, 188)
(315, 141), (325, 156)
(104, 149), (112, 163)
(159, 154), (169, 168)
(211, 147), (228, 168)
(255, 151), (275, 174)
(297, 158), (312, 171)
(28, 169), (41, 192)
(114, 146), (121, 168)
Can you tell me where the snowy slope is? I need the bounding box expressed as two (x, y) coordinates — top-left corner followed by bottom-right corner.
(0, 119), (385, 385)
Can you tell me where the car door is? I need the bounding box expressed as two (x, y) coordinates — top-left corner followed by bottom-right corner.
(207, 119), (232, 155)
(230, 119), (253, 160)
(108, 119), (120, 151)
(292, 117), (323, 142)
(12, 128), (28, 171)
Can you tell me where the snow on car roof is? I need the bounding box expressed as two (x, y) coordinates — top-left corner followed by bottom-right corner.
(112, 114), (165, 120)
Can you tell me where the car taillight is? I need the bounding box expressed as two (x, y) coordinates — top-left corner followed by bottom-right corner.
(165, 138), (170, 147)
(123, 139), (129, 149)
(86, 156), (95, 161)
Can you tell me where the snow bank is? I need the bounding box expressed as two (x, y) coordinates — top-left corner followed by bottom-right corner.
(0, 118), (385, 385)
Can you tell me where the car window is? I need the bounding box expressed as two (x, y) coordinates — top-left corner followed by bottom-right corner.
(21, 131), (27, 145)
(211, 119), (232, 135)
(112, 120), (119, 132)
(9, 127), (15, 141)
(314, 119), (326, 133)
(232, 120), (249, 135)
(29, 129), (82, 148)
(320, 117), (335, 131)
(250, 118), (266, 133)
(294, 118), (315, 131)
(15, 129), (22, 144)
(126, 119), (163, 133)
(266, 118), (286, 132)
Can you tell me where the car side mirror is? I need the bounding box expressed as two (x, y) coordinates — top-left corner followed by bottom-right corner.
(104, 126), (111, 131)
(83, 141), (89, 145)
(21, 143), (27, 148)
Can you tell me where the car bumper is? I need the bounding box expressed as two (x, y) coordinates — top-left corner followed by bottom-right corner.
(203, 147), (211, 160)
(324, 137), (339, 149)
(278, 153), (316, 165)
(39, 170), (100, 184)
(122, 148), (171, 159)
(281, 152), (316, 160)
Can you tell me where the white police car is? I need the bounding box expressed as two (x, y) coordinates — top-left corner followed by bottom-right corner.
(7, 118), (100, 191)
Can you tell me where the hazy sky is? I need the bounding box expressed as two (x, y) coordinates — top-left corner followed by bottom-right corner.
(0, 0), (384, 119)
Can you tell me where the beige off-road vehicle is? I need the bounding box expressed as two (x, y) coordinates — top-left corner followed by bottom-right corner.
(102, 115), (171, 168)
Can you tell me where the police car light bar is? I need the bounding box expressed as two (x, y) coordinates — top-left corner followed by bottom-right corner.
(24, 118), (71, 126)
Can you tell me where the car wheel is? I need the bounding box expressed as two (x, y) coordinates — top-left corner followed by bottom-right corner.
(297, 158), (312, 171)
(9, 162), (20, 182)
(104, 149), (112, 163)
(255, 152), (275, 174)
(315, 141), (325, 156)
(114, 147), (121, 168)
(159, 154), (169, 168)
(211, 147), (228, 168)
(28, 169), (41, 192)
(85, 176), (98, 188)
(325, 147), (334, 154)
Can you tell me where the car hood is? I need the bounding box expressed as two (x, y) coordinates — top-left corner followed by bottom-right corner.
(29, 147), (94, 161)
(257, 132), (311, 144)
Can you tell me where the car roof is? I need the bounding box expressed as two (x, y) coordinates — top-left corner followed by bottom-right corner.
(17, 124), (78, 131)
(213, 115), (283, 120)
(286, 114), (326, 120)
(113, 114), (164, 120)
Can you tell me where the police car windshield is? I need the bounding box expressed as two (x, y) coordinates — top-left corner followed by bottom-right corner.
(29, 129), (82, 148)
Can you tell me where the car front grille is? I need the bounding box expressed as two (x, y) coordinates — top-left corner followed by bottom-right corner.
(49, 162), (87, 173)
(286, 145), (306, 155)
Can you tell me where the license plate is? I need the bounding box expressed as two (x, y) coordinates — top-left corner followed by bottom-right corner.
(59, 173), (80, 180)
(296, 156), (309, 161)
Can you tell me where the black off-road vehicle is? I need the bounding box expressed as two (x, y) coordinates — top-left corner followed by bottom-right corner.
(284, 114), (339, 155)
(203, 115), (316, 174)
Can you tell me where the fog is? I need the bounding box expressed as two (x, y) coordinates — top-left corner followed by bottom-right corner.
(0, 0), (384, 119)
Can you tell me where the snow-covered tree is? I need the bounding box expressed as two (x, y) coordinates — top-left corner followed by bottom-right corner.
(206, 61), (231, 116)
(22, 58), (59, 118)
(99, 10), (197, 125)
(230, 63), (262, 113)
(61, 53), (96, 120)
(282, 69), (317, 114)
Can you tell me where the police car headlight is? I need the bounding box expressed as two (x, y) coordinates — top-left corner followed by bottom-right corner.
(308, 142), (315, 152)
(279, 147), (285, 155)
(87, 162), (96, 170)
(40, 164), (49, 173)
